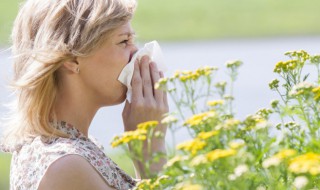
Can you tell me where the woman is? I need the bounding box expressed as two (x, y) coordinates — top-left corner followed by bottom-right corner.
(0, 0), (168, 189)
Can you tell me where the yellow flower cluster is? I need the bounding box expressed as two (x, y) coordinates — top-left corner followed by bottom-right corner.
(269, 79), (280, 90)
(228, 140), (245, 149)
(226, 60), (243, 69)
(176, 138), (207, 155)
(135, 179), (152, 190)
(183, 111), (216, 127)
(274, 149), (297, 159)
(285, 50), (310, 62)
(190, 154), (208, 166)
(165, 155), (189, 168)
(262, 149), (296, 169)
(134, 175), (170, 190)
(161, 115), (178, 125)
(137, 120), (159, 130)
(242, 114), (267, 130)
(172, 66), (217, 82)
(273, 60), (299, 73)
(197, 130), (219, 140)
(175, 182), (203, 190)
(154, 77), (168, 90)
(310, 55), (320, 64)
(312, 86), (320, 101)
(111, 129), (147, 147)
(216, 118), (241, 130)
(289, 153), (320, 175)
(206, 149), (236, 162)
(207, 99), (225, 107)
(289, 82), (315, 97)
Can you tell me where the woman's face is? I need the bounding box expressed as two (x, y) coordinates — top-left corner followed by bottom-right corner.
(77, 22), (137, 106)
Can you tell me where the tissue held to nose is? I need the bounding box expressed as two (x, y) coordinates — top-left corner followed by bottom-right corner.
(118, 41), (167, 102)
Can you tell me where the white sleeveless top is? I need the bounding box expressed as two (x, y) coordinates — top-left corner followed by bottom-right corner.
(0, 121), (136, 190)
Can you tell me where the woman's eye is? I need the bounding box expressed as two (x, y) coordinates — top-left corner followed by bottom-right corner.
(121, 40), (129, 44)
(120, 39), (131, 46)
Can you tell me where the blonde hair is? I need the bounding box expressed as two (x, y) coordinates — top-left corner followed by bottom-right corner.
(1, 0), (136, 148)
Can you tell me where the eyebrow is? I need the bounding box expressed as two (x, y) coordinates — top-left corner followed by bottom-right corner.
(118, 31), (136, 37)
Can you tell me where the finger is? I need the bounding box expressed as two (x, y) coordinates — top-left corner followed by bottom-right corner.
(140, 55), (153, 98)
(131, 60), (143, 102)
(151, 62), (163, 102)
(160, 71), (168, 106)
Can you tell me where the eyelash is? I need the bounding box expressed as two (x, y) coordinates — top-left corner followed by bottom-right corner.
(121, 39), (130, 44)
(120, 36), (135, 46)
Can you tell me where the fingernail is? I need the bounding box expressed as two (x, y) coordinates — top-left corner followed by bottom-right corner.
(141, 55), (150, 63)
(150, 62), (156, 69)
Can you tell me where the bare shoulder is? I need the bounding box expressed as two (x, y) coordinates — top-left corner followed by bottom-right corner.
(38, 154), (115, 190)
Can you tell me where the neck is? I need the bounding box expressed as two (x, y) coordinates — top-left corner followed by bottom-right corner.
(54, 81), (99, 137)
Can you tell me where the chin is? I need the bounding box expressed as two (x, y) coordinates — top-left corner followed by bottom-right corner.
(108, 92), (127, 106)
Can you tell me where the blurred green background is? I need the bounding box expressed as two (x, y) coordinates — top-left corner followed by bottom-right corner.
(1, 0), (320, 189)
(1, 0), (320, 44)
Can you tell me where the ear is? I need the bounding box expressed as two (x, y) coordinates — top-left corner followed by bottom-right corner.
(63, 60), (79, 74)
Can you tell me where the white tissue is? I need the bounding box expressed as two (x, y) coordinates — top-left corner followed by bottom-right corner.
(118, 41), (167, 102)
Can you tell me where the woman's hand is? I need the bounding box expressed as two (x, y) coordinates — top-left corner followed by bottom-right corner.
(122, 55), (168, 133)
(122, 55), (169, 178)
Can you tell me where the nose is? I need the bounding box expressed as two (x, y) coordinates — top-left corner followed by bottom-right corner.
(129, 44), (138, 61)
(131, 43), (138, 54)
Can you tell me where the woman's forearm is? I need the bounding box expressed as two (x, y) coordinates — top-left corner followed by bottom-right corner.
(131, 139), (167, 179)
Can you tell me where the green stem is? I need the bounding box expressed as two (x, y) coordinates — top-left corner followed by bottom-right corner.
(297, 98), (313, 137)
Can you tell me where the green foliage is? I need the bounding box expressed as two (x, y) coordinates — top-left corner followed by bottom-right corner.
(0, 153), (11, 190)
(2, 0), (320, 44)
(132, 0), (320, 41)
(112, 50), (320, 189)
(0, 0), (20, 44)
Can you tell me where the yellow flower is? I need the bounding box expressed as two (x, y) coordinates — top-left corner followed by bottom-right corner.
(154, 77), (168, 90)
(289, 82), (315, 97)
(226, 60), (243, 68)
(228, 140), (245, 149)
(111, 129), (147, 148)
(179, 75), (191, 82)
(215, 81), (227, 88)
(262, 157), (281, 168)
(184, 111), (216, 127)
(310, 55), (320, 64)
(269, 79), (280, 90)
(161, 115), (178, 125)
(216, 118), (241, 130)
(190, 154), (208, 166)
(285, 50), (310, 62)
(135, 179), (152, 190)
(206, 149), (236, 162)
(173, 71), (181, 78)
(137, 120), (159, 130)
(175, 182), (203, 190)
(289, 153), (320, 175)
(195, 66), (217, 76)
(242, 114), (267, 130)
(274, 149), (297, 159)
(164, 155), (189, 168)
(197, 130), (219, 140)
(312, 86), (320, 101)
(262, 149), (297, 168)
(177, 139), (207, 155)
(207, 100), (225, 107)
(153, 175), (169, 188)
(273, 60), (300, 73)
